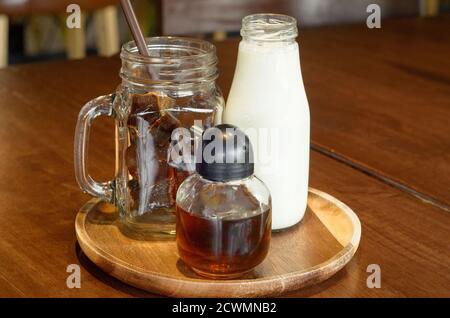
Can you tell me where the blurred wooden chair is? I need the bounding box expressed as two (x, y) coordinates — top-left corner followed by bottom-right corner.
(421, 0), (440, 16)
(156, 0), (430, 39)
(0, 0), (120, 67)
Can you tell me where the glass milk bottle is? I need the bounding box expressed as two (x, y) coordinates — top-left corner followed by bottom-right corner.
(224, 14), (310, 230)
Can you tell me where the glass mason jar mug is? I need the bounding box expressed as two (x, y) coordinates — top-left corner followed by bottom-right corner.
(74, 37), (224, 239)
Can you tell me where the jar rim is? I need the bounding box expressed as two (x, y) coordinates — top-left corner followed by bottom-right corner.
(121, 36), (217, 64)
(120, 37), (219, 89)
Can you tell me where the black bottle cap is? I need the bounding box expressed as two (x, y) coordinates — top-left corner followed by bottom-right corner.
(196, 124), (254, 182)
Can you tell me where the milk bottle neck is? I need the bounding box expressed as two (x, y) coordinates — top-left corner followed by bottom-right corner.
(240, 13), (298, 46)
(235, 14), (303, 85)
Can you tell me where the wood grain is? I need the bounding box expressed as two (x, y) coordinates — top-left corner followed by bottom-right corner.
(302, 15), (450, 210)
(213, 15), (450, 210)
(75, 189), (360, 298)
(0, 16), (448, 297)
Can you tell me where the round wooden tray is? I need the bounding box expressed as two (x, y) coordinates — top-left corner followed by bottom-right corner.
(75, 188), (361, 297)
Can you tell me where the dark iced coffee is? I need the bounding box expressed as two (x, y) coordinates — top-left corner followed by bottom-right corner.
(123, 91), (217, 237)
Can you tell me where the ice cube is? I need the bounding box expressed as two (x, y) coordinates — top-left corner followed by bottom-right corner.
(128, 93), (159, 127)
(128, 178), (140, 206)
(131, 92), (159, 113)
(126, 144), (138, 180)
(150, 111), (181, 148)
(148, 159), (175, 207)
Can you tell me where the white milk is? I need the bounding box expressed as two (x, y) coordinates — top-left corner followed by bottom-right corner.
(224, 36), (310, 230)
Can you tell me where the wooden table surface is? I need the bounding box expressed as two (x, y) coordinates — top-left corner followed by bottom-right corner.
(0, 15), (449, 297)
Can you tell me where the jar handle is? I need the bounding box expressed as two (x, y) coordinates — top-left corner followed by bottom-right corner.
(74, 94), (115, 203)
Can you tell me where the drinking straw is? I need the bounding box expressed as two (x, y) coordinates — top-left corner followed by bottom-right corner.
(120, 0), (156, 78)
(120, 0), (150, 56)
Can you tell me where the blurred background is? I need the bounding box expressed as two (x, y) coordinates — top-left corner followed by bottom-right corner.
(0, 0), (448, 67)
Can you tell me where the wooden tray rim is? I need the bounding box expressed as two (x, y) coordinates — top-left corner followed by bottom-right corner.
(75, 187), (361, 296)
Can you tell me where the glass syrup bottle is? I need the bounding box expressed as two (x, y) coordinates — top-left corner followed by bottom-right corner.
(176, 124), (272, 279)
